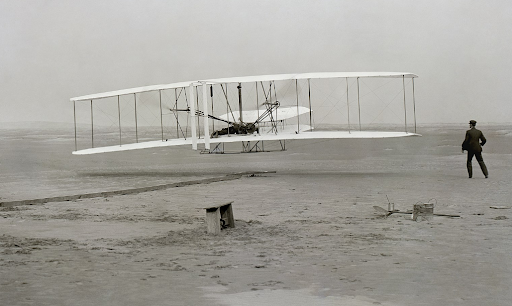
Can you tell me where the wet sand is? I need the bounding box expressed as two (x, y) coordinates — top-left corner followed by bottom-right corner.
(1, 125), (512, 305)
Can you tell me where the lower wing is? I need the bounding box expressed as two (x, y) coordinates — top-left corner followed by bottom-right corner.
(72, 128), (420, 155)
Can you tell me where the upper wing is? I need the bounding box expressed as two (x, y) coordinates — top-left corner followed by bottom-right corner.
(70, 72), (418, 102)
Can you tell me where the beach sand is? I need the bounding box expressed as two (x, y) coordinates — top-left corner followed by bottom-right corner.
(1, 125), (512, 305)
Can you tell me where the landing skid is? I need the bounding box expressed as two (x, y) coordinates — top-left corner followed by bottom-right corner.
(241, 140), (286, 153)
(201, 140), (287, 154)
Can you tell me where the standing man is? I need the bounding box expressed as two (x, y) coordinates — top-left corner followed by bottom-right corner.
(462, 120), (488, 178)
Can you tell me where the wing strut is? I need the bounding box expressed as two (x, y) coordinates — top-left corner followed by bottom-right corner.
(412, 77), (417, 133)
(133, 94), (139, 143)
(295, 79), (300, 133)
(211, 85), (215, 133)
(346, 78), (350, 134)
(177, 88), (187, 136)
(259, 81), (279, 134)
(357, 77), (361, 131)
(73, 101), (77, 151)
(224, 84), (230, 136)
(117, 95), (122, 145)
(220, 84), (236, 123)
(90, 100), (94, 147)
(195, 86), (201, 139)
(202, 82), (210, 150)
(189, 84), (197, 150)
(255, 82), (260, 124)
(159, 90), (164, 141)
(237, 83), (243, 122)
(308, 79), (312, 129)
(402, 75), (407, 133)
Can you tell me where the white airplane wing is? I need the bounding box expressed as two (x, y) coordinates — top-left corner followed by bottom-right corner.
(73, 129), (419, 155)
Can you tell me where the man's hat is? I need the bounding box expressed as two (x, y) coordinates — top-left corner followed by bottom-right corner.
(469, 120), (477, 125)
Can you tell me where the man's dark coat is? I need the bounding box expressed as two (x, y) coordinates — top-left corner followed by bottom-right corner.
(462, 128), (486, 152)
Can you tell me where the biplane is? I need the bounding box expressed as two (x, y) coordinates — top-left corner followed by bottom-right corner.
(71, 72), (420, 155)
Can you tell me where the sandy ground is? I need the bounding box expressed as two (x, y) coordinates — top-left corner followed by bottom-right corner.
(1, 127), (512, 305)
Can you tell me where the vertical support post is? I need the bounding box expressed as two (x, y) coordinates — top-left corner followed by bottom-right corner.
(202, 82), (210, 150)
(308, 79), (312, 129)
(256, 82), (259, 123)
(118, 95), (122, 146)
(295, 79), (300, 133)
(357, 77), (361, 131)
(184, 87), (189, 139)
(272, 81), (278, 122)
(189, 84), (197, 150)
(90, 100), (94, 148)
(403, 75), (407, 133)
(134, 93), (138, 143)
(211, 85), (214, 132)
(237, 82), (243, 122)
(412, 77), (417, 134)
(159, 90), (164, 141)
(269, 81), (273, 125)
(196, 86), (201, 139)
(346, 78), (350, 133)
(225, 84), (229, 136)
(174, 88), (179, 138)
(256, 81), (261, 146)
(73, 100), (77, 151)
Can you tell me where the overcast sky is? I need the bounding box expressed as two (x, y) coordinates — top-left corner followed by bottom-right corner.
(1, 0), (511, 124)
